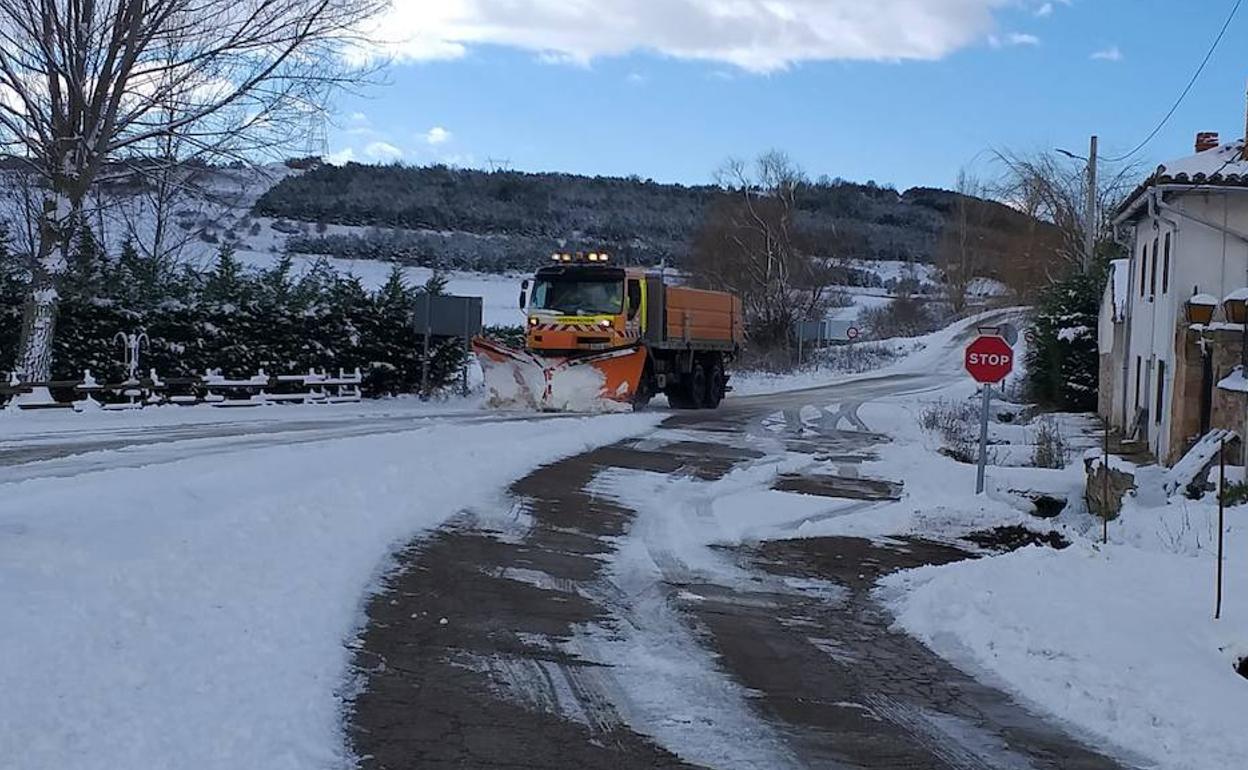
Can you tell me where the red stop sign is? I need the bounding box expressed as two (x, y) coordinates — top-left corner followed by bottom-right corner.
(965, 335), (1014, 383)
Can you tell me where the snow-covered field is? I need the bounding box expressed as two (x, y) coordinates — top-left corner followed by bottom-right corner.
(0, 411), (661, 770)
(236, 249), (530, 327)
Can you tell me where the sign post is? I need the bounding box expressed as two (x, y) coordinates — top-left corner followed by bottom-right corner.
(965, 333), (1015, 494)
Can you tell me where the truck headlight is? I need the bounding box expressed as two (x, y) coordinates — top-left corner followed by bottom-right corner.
(529, 317), (539, 327)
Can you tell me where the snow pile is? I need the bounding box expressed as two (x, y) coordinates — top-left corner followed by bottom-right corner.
(545, 362), (631, 413)
(480, 353), (547, 410)
(0, 413), (661, 770)
(881, 541), (1248, 770)
(1218, 365), (1248, 394)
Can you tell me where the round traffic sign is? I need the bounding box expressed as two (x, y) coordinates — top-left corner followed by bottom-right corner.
(846, 326), (860, 340)
(965, 335), (1014, 384)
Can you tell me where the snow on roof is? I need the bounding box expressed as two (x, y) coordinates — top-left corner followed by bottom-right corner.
(1119, 139), (1248, 219)
(1154, 139), (1248, 184)
(1189, 293), (1219, 306)
(1225, 287), (1248, 303)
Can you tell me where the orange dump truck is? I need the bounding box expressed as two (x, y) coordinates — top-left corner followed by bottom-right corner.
(473, 251), (744, 410)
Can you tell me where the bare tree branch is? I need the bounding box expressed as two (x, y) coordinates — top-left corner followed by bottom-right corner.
(0, 0), (388, 380)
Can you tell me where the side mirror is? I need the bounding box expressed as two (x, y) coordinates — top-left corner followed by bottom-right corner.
(519, 280), (530, 309)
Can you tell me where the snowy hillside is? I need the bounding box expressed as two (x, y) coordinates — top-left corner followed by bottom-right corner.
(0, 161), (1011, 334)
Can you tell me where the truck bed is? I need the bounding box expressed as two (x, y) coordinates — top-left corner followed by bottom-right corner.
(661, 286), (743, 349)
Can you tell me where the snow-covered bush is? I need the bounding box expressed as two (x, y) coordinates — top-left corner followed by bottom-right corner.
(1031, 415), (1070, 469)
(919, 398), (981, 463)
(0, 231), (466, 398)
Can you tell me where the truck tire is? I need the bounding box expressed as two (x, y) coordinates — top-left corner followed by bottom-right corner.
(706, 357), (726, 409)
(632, 361), (654, 411)
(687, 362), (708, 409)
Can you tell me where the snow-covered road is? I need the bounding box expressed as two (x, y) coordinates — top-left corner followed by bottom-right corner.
(348, 356), (1124, 769)
(0, 405), (662, 770)
(6, 308), (1088, 770)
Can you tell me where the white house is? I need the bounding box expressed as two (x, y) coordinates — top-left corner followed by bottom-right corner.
(1103, 133), (1248, 464)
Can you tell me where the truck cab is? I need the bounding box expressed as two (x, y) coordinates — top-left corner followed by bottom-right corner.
(523, 254), (647, 355)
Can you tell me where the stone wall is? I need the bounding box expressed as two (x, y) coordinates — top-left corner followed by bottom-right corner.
(1084, 458), (1135, 519)
(1169, 324), (1247, 465)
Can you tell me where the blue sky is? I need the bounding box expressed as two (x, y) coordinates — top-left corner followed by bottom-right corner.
(327, 1), (1248, 191)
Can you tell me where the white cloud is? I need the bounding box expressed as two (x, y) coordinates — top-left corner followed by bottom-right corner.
(625, 72), (646, 85)
(364, 141), (404, 161)
(325, 148), (356, 166)
(1091, 45), (1123, 62)
(354, 1), (1018, 73)
(424, 126), (452, 145)
(988, 31), (1040, 48)
(1035, 3), (1053, 17)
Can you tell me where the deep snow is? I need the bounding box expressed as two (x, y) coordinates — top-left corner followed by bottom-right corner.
(0, 412), (661, 770)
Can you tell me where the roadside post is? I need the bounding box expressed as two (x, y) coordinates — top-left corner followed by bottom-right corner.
(965, 331), (1015, 494)
(1217, 437), (1226, 620)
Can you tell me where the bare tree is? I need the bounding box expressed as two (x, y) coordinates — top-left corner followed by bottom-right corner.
(0, 0), (386, 381)
(689, 150), (843, 363)
(993, 149), (1139, 277)
(938, 171), (992, 314)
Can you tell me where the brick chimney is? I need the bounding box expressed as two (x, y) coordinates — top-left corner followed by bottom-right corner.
(1196, 131), (1220, 153)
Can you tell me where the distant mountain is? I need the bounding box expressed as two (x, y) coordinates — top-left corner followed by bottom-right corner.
(252, 162), (1032, 274)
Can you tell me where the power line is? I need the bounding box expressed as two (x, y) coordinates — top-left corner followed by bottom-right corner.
(1104, 0), (1243, 163)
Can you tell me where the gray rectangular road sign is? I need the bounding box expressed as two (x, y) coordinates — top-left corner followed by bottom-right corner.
(413, 294), (484, 338)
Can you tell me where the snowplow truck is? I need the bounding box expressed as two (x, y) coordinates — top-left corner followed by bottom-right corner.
(473, 251), (743, 410)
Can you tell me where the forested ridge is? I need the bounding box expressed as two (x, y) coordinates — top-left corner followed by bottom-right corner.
(255, 162), (1034, 271)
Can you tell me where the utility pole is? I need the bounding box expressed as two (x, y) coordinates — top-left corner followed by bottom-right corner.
(1085, 135), (1098, 273)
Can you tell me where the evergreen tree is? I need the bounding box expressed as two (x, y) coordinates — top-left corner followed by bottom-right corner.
(422, 268), (449, 296)
(200, 243), (259, 375)
(0, 225), (24, 375)
(1027, 263), (1105, 411)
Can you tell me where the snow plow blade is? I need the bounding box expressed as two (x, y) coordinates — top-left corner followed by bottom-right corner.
(471, 337), (648, 411)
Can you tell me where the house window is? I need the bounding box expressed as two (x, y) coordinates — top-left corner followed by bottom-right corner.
(1162, 233), (1171, 294)
(1155, 360), (1166, 424)
(1140, 243), (1148, 297)
(1149, 236), (1159, 297)
(1135, 356), (1142, 407)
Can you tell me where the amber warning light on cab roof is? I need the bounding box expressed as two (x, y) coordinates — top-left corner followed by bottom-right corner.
(551, 251), (611, 263)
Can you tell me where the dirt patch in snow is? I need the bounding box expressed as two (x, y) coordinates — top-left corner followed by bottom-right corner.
(963, 525), (1070, 553)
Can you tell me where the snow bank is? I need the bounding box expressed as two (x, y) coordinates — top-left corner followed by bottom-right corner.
(881, 542), (1248, 770)
(867, 365), (1248, 770)
(0, 413), (661, 770)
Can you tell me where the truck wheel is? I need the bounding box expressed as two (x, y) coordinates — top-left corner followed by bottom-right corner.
(632, 363), (654, 411)
(687, 362), (708, 409)
(706, 358), (726, 409)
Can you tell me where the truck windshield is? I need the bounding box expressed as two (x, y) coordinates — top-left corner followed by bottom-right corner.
(531, 278), (623, 315)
